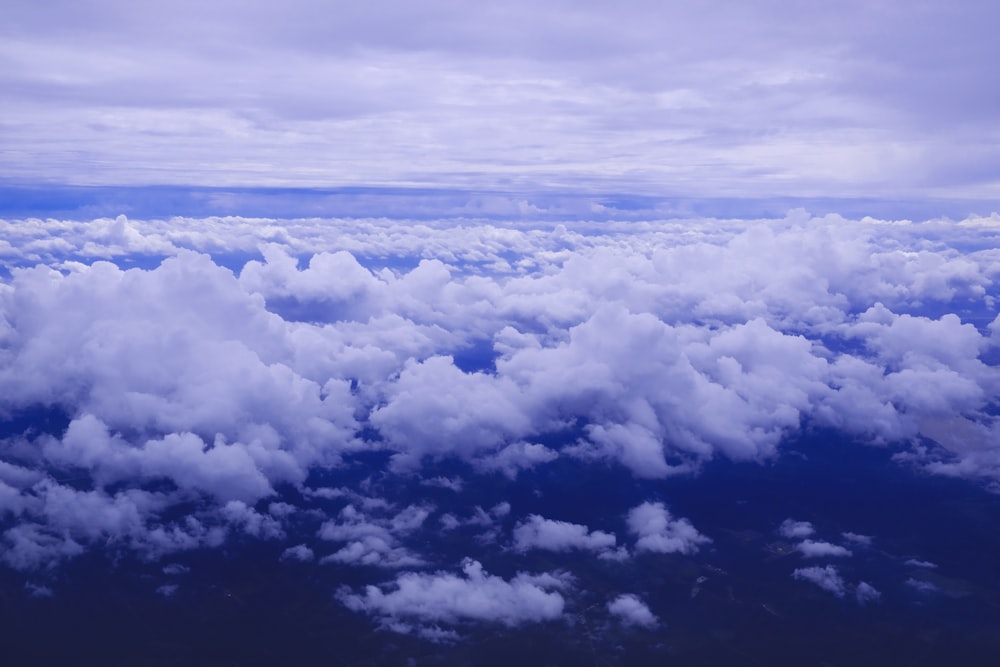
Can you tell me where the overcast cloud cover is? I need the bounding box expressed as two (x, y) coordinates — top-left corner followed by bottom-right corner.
(2, 0), (1000, 202)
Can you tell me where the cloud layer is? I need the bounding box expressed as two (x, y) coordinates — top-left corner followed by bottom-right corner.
(0, 209), (999, 642)
(2, 2), (1000, 198)
(2, 211), (1000, 566)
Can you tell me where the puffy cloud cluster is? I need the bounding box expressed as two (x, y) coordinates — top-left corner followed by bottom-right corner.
(793, 566), (883, 605)
(779, 519), (815, 539)
(626, 502), (710, 555)
(607, 593), (659, 629)
(793, 565), (848, 598)
(1, 209), (999, 573)
(796, 540), (853, 559)
(318, 503), (431, 568)
(855, 581), (882, 606)
(337, 558), (569, 639)
(512, 515), (625, 560)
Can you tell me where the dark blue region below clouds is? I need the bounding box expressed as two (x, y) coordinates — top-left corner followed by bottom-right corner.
(1, 183), (998, 220)
(2, 428), (1000, 666)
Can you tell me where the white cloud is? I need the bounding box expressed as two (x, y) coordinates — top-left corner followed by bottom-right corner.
(420, 476), (464, 492)
(337, 558), (567, 632)
(627, 502), (710, 555)
(842, 532), (873, 546)
(280, 544), (315, 562)
(2, 523), (84, 571)
(221, 500), (285, 539)
(439, 503), (510, 532)
(855, 581), (882, 606)
(793, 565), (847, 598)
(607, 594), (658, 628)
(779, 519), (815, 539)
(4, 2), (1000, 199)
(370, 356), (530, 470)
(318, 503), (430, 568)
(512, 515), (619, 556)
(475, 441), (559, 478)
(796, 540), (853, 559)
(2, 210), (1000, 572)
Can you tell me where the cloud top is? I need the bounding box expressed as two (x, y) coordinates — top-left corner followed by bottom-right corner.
(338, 558), (568, 631)
(1, 210), (999, 576)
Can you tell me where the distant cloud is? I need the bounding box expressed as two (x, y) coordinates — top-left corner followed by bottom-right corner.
(513, 515), (619, 556)
(420, 476), (464, 492)
(3, 3), (999, 199)
(337, 558), (568, 634)
(796, 540), (853, 559)
(779, 519), (815, 539)
(318, 503), (430, 568)
(627, 502), (710, 555)
(607, 594), (658, 628)
(841, 532), (873, 546)
(280, 544), (315, 562)
(1, 210), (999, 578)
(905, 578), (941, 594)
(793, 565), (847, 598)
(855, 582), (882, 606)
(24, 581), (54, 598)
(156, 583), (179, 598)
(439, 502), (510, 533)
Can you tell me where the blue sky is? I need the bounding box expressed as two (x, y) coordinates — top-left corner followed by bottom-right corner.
(2, 0), (999, 204)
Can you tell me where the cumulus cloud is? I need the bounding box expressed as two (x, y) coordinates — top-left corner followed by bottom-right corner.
(475, 441), (559, 478)
(512, 515), (619, 557)
(793, 565), (847, 598)
(318, 503), (430, 568)
(221, 501), (285, 539)
(607, 594), (658, 628)
(280, 544), (315, 562)
(855, 582), (882, 606)
(2, 523), (84, 571)
(627, 502), (710, 555)
(779, 519), (815, 539)
(796, 540), (853, 559)
(1, 210), (1000, 575)
(337, 558), (568, 634)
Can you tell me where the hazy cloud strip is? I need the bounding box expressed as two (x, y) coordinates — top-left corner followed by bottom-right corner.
(2, 1), (999, 198)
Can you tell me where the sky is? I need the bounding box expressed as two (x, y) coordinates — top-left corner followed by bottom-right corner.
(3, 2), (1000, 666)
(2, 0), (999, 202)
